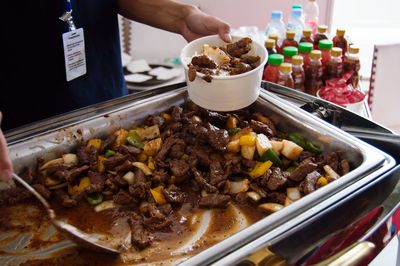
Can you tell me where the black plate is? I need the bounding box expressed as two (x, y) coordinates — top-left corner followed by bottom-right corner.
(124, 64), (179, 86)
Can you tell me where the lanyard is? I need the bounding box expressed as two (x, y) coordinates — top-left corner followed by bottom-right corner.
(59, 0), (76, 31)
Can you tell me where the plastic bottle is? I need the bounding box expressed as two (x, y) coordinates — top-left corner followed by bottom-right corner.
(305, 50), (323, 96)
(263, 54), (284, 83)
(325, 47), (343, 81)
(287, 8), (306, 42)
(265, 11), (286, 46)
(313, 25), (328, 49)
(283, 46), (298, 63)
(277, 63), (294, 88)
(265, 39), (277, 56)
(298, 42), (313, 69)
(332, 28), (348, 54)
(300, 28), (314, 44)
(318, 39), (333, 65)
(304, 0), (319, 35)
(343, 46), (361, 88)
(291, 55), (306, 92)
(268, 34), (280, 54)
(281, 31), (298, 52)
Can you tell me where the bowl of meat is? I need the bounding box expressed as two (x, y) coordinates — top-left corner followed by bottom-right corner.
(180, 35), (268, 111)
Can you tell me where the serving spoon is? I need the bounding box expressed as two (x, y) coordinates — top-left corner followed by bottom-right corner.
(12, 172), (122, 254)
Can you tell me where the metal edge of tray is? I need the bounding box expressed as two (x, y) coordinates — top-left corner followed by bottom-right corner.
(177, 90), (395, 265)
(212, 161), (399, 266)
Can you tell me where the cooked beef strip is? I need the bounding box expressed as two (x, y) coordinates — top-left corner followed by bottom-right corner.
(134, 168), (146, 183)
(100, 134), (117, 153)
(169, 142), (186, 159)
(114, 160), (133, 173)
(267, 168), (288, 191)
(289, 158), (318, 182)
(200, 110), (227, 128)
(117, 145), (141, 156)
(0, 187), (32, 206)
(163, 185), (187, 204)
(326, 152), (339, 172)
(156, 136), (181, 162)
(54, 189), (77, 208)
(55, 165), (90, 182)
(103, 154), (129, 170)
(242, 159), (257, 169)
(338, 159), (350, 176)
(169, 159), (190, 178)
(267, 192), (286, 205)
(113, 190), (136, 205)
(128, 215), (153, 249)
(188, 123), (208, 141)
(249, 183), (267, 198)
(129, 183), (147, 200)
(86, 171), (105, 194)
(158, 203), (172, 216)
(299, 171), (321, 195)
(151, 169), (169, 185)
(249, 120), (275, 137)
(191, 55), (218, 69)
(259, 169), (273, 188)
(235, 192), (249, 204)
(298, 151), (316, 163)
(187, 144), (211, 167)
(141, 202), (172, 230)
(43, 163), (72, 175)
(206, 123), (229, 152)
(146, 115), (165, 128)
(199, 194), (230, 209)
(32, 184), (51, 199)
(171, 106), (183, 122)
(229, 62), (252, 75)
(113, 175), (128, 187)
(209, 160), (226, 186)
(191, 167), (218, 193)
(226, 37), (252, 57)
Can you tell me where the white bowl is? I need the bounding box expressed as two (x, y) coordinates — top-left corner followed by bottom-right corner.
(180, 35), (268, 111)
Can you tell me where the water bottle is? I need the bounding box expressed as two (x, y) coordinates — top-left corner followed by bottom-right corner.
(287, 8), (306, 43)
(304, 0), (319, 35)
(265, 11), (286, 45)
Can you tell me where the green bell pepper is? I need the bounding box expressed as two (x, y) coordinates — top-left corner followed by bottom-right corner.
(126, 131), (144, 149)
(86, 193), (103, 205)
(259, 149), (282, 166)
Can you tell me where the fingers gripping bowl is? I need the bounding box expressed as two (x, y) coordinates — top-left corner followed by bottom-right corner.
(180, 35), (268, 111)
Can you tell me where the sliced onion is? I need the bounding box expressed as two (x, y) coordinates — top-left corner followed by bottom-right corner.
(258, 203), (284, 213)
(229, 179), (250, 194)
(286, 187), (301, 201)
(94, 200), (118, 212)
(122, 171), (135, 185)
(246, 191), (261, 202)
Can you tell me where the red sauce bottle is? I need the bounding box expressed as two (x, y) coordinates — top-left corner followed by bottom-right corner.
(319, 39), (333, 66)
(343, 46), (361, 88)
(325, 47), (343, 81)
(277, 63), (294, 88)
(332, 28), (348, 54)
(300, 28), (314, 44)
(282, 46), (298, 63)
(281, 31), (298, 51)
(268, 34), (280, 54)
(291, 55), (305, 92)
(263, 54), (284, 83)
(265, 39), (277, 56)
(298, 42), (313, 69)
(305, 50), (323, 96)
(313, 25), (328, 49)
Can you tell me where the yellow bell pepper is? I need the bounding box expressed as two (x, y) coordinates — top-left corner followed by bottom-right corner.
(162, 113), (171, 121)
(239, 134), (257, 146)
(148, 156), (156, 170)
(249, 160), (273, 178)
(137, 152), (148, 162)
(68, 176), (91, 195)
(150, 186), (167, 205)
(317, 176), (328, 187)
(113, 129), (128, 147)
(97, 156), (106, 173)
(87, 139), (102, 149)
(132, 162), (152, 175)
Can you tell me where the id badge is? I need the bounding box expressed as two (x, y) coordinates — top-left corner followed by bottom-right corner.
(62, 28), (87, 81)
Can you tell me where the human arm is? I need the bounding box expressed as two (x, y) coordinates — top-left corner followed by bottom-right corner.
(0, 112), (12, 181)
(117, 0), (232, 42)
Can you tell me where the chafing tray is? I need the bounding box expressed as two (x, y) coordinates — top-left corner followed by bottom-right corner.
(1, 84), (395, 265)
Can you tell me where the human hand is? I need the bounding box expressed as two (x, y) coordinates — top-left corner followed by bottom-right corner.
(181, 6), (232, 43)
(0, 112), (12, 181)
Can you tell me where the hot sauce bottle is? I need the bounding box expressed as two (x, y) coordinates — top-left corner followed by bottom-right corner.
(318, 39), (333, 66)
(265, 39), (277, 56)
(313, 25), (328, 49)
(277, 63), (294, 89)
(344, 46), (361, 88)
(263, 54), (284, 83)
(332, 28), (348, 54)
(281, 31), (298, 51)
(300, 28), (314, 44)
(291, 55), (305, 92)
(305, 50), (323, 96)
(325, 47), (343, 81)
(268, 34), (281, 54)
(283, 46), (298, 63)
(298, 42), (313, 69)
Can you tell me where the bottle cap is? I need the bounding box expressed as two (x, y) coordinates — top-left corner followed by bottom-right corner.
(286, 31), (296, 39)
(265, 39), (276, 48)
(292, 55), (304, 65)
(303, 28), (312, 37)
(348, 46), (360, 54)
(317, 25), (328, 33)
(336, 29), (346, 37)
(279, 63), (292, 74)
(268, 34), (279, 43)
(283, 46), (299, 57)
(298, 42), (313, 53)
(271, 10), (283, 20)
(268, 54), (284, 65)
(310, 50), (322, 59)
(319, 39), (333, 50)
(292, 9), (303, 18)
(292, 4), (302, 9)
(331, 47), (343, 57)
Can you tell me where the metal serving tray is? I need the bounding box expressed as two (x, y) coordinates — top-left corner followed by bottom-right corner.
(1, 85), (395, 265)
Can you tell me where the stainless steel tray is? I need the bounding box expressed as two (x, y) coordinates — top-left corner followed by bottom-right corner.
(1, 86), (395, 265)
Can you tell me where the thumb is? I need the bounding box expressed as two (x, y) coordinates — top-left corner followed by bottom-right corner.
(218, 23), (232, 43)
